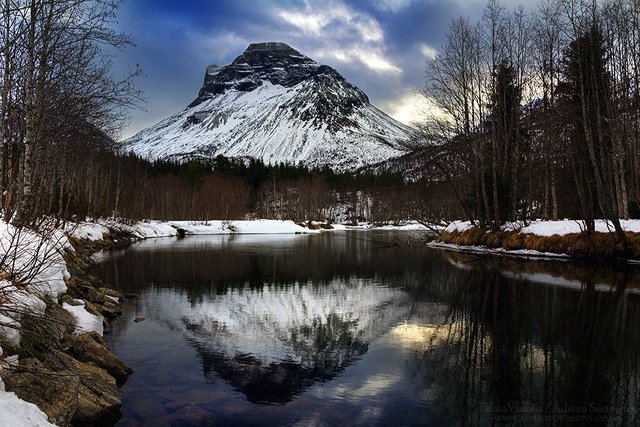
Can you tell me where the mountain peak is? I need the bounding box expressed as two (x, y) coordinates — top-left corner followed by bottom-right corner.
(229, 41), (316, 69)
(190, 42), (339, 107)
(244, 41), (297, 53)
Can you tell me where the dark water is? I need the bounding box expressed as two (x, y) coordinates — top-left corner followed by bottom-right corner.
(96, 231), (640, 426)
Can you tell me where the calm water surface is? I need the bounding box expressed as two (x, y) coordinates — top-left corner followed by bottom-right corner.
(96, 231), (640, 426)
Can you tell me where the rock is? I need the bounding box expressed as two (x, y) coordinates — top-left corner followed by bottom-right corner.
(44, 299), (75, 340)
(3, 368), (80, 426)
(19, 299), (74, 353)
(93, 301), (122, 319)
(124, 294), (137, 299)
(134, 316), (146, 323)
(97, 287), (124, 300)
(82, 299), (103, 317)
(43, 350), (122, 426)
(65, 331), (132, 384)
(60, 294), (83, 306)
(66, 285), (123, 318)
(78, 284), (107, 304)
(18, 357), (43, 369)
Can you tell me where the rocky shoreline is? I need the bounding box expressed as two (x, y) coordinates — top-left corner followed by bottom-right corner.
(0, 230), (138, 426)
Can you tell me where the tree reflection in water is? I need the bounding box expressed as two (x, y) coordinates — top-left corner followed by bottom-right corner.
(409, 252), (640, 425)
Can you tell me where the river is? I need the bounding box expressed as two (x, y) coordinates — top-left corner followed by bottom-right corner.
(96, 231), (640, 425)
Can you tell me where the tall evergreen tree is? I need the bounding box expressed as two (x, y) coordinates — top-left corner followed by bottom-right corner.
(560, 24), (627, 244)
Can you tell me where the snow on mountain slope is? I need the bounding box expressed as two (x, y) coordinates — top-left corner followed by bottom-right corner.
(123, 42), (415, 171)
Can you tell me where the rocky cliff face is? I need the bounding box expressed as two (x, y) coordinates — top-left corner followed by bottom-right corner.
(123, 42), (415, 171)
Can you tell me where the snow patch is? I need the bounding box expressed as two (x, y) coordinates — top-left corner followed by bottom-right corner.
(169, 219), (316, 235)
(444, 221), (475, 233)
(68, 222), (110, 241)
(519, 219), (640, 236)
(63, 302), (104, 336)
(0, 379), (54, 427)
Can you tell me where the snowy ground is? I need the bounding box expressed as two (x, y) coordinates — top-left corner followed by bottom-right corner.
(68, 219), (323, 242)
(345, 221), (433, 232)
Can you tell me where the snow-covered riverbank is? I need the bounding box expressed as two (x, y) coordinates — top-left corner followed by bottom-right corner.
(0, 220), (127, 426)
(445, 219), (640, 235)
(434, 219), (640, 262)
(68, 218), (432, 242)
(0, 222), (73, 426)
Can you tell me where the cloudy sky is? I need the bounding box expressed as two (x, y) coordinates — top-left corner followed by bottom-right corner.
(112, 0), (528, 140)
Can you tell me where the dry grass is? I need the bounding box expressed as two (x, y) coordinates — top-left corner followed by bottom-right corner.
(438, 229), (640, 261)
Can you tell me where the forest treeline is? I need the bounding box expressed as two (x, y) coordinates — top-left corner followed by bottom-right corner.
(25, 139), (435, 224)
(421, 0), (640, 243)
(4, 0), (640, 232)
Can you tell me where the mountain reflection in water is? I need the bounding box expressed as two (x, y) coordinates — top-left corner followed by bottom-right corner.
(139, 279), (410, 403)
(98, 232), (640, 425)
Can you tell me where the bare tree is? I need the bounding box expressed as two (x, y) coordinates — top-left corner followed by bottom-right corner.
(0, 0), (142, 224)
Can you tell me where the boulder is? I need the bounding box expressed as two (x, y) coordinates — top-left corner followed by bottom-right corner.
(3, 368), (80, 426)
(43, 350), (121, 426)
(98, 299), (123, 318)
(82, 299), (103, 317)
(65, 331), (132, 384)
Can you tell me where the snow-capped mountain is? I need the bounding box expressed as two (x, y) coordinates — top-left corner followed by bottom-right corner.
(123, 42), (416, 171)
